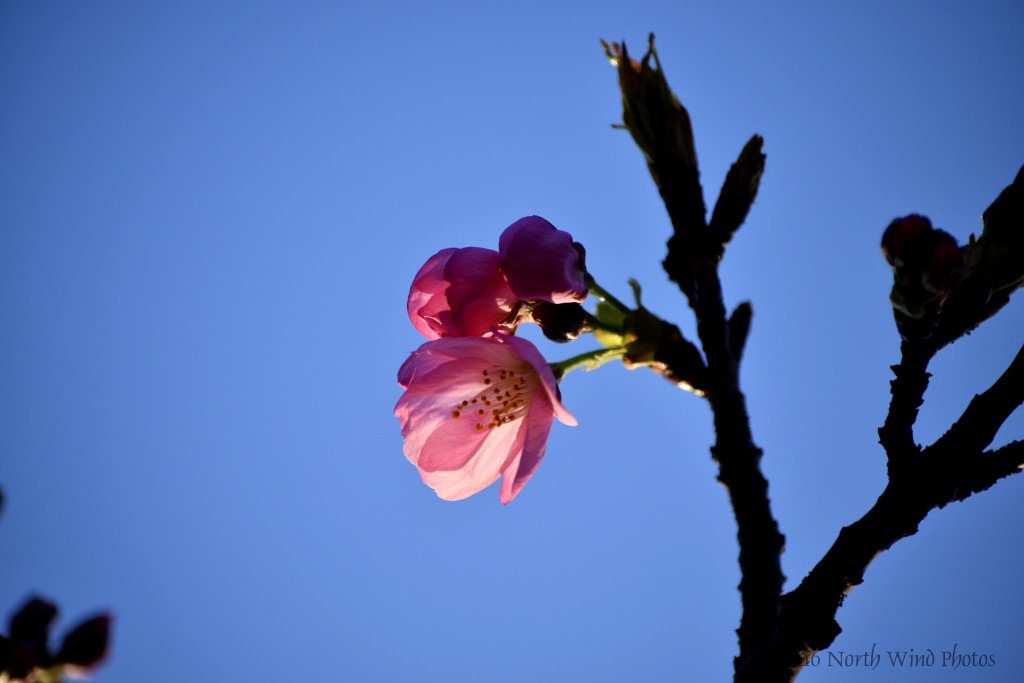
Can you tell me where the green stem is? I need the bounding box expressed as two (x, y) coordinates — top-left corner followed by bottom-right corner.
(586, 313), (625, 335)
(549, 346), (625, 380)
(586, 275), (632, 315)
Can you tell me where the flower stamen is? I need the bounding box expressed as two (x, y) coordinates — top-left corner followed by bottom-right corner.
(452, 365), (537, 432)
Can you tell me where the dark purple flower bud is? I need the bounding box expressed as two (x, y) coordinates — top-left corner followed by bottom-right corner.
(921, 230), (966, 294)
(498, 216), (588, 304)
(56, 613), (112, 675)
(881, 214), (932, 268)
(530, 302), (590, 342)
(5, 639), (38, 680)
(9, 597), (57, 647)
(0, 633), (10, 672)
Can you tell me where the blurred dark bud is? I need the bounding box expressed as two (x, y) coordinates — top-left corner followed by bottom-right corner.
(881, 164), (1024, 345)
(602, 33), (697, 181)
(881, 214), (932, 268)
(2, 597), (112, 682)
(710, 135), (765, 246)
(969, 164), (1024, 295)
(9, 597), (57, 648)
(728, 301), (753, 361)
(920, 230), (966, 295)
(5, 638), (39, 680)
(530, 302), (589, 342)
(0, 634), (10, 673)
(56, 614), (112, 676)
(882, 215), (966, 326)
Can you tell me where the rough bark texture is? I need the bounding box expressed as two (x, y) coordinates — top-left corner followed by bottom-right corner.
(606, 36), (1023, 682)
(657, 138), (785, 671)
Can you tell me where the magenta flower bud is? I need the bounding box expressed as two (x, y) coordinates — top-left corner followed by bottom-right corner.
(498, 216), (588, 304)
(407, 247), (519, 339)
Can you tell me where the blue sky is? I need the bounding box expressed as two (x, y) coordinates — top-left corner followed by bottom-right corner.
(1, 1), (1022, 681)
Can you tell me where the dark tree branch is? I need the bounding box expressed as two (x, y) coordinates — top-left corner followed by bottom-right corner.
(658, 122), (786, 675)
(646, 320), (710, 395)
(958, 441), (1024, 501)
(932, 343), (1024, 456)
(736, 346), (1024, 682)
(657, 117), (785, 675)
(710, 381), (785, 671)
(693, 261), (785, 672)
(605, 38), (1021, 683)
(605, 36), (786, 671)
(877, 340), (933, 466)
(659, 162), (709, 304)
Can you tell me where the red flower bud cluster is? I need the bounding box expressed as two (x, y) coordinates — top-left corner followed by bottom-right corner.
(882, 215), (967, 332)
(882, 215), (966, 296)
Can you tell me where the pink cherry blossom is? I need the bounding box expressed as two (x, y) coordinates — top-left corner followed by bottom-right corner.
(499, 216), (588, 304)
(407, 247), (519, 339)
(395, 333), (576, 504)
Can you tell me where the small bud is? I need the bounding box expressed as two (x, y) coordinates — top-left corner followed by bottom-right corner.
(727, 301), (753, 360)
(881, 215), (965, 330)
(530, 302), (589, 342)
(881, 214), (932, 268)
(710, 135), (765, 246)
(9, 597), (57, 647)
(5, 639), (38, 680)
(920, 229), (965, 294)
(498, 216), (589, 304)
(602, 34), (697, 177)
(0, 633), (10, 672)
(56, 613), (112, 676)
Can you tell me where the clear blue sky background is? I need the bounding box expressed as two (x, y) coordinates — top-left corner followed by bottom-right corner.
(1, 1), (1022, 681)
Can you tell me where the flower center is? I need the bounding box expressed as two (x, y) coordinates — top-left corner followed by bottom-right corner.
(449, 365), (536, 432)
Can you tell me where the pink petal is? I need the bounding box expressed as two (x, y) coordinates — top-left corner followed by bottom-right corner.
(443, 247), (518, 336)
(498, 334), (577, 426)
(498, 390), (555, 504)
(406, 247), (518, 339)
(397, 335), (526, 389)
(396, 356), (496, 462)
(394, 334), (576, 503)
(420, 416), (527, 501)
(498, 216), (588, 304)
(407, 248), (457, 340)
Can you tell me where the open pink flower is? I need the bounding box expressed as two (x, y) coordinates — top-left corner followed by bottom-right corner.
(395, 333), (576, 504)
(499, 216), (588, 304)
(407, 247), (519, 339)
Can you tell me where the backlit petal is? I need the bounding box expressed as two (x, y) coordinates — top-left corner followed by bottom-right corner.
(394, 335), (574, 503)
(498, 216), (588, 304)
